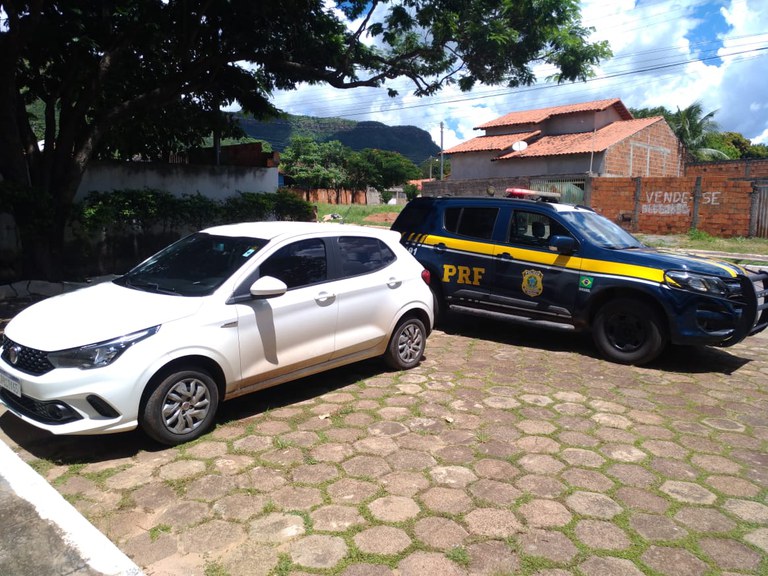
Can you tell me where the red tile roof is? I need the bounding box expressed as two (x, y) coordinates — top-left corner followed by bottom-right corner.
(495, 117), (663, 160)
(444, 131), (541, 154)
(477, 98), (633, 130)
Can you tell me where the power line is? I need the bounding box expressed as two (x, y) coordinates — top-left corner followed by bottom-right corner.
(267, 29), (767, 120)
(285, 44), (766, 121)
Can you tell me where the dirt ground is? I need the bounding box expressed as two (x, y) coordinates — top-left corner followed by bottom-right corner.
(363, 212), (400, 224)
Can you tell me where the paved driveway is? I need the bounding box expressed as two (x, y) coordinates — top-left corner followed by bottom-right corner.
(2, 313), (767, 576)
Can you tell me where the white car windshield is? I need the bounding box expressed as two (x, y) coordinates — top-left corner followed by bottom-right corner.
(115, 233), (267, 296)
(559, 211), (645, 250)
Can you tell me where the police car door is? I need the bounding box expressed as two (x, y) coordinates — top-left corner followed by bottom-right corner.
(491, 210), (579, 324)
(439, 205), (498, 305)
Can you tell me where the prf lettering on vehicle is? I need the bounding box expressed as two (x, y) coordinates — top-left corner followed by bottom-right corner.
(442, 264), (485, 286)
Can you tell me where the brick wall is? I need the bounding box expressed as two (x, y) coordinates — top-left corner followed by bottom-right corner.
(591, 176), (754, 237)
(685, 158), (768, 179)
(602, 120), (682, 177)
(188, 142), (280, 167)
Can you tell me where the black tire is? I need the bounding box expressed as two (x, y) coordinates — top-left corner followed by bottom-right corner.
(141, 368), (219, 446)
(384, 316), (427, 370)
(593, 298), (667, 365)
(430, 283), (446, 326)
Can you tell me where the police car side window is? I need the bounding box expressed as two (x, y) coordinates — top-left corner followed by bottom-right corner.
(508, 212), (556, 247)
(444, 207), (498, 240)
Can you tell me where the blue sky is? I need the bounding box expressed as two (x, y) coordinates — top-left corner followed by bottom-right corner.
(271, 0), (768, 149)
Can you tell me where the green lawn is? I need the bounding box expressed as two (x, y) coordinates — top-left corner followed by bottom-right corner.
(637, 230), (768, 258)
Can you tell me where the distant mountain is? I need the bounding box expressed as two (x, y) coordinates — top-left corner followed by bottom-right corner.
(236, 114), (440, 164)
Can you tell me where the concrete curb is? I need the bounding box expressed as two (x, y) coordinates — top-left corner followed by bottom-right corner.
(0, 441), (144, 576)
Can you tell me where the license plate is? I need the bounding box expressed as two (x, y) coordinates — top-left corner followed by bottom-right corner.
(0, 368), (21, 397)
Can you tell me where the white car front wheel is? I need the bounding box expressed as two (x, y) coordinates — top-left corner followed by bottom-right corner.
(141, 368), (219, 445)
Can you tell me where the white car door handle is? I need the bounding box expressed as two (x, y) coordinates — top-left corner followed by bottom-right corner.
(315, 291), (336, 306)
(387, 277), (402, 289)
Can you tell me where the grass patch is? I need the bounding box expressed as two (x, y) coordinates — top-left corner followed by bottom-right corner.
(315, 202), (402, 225)
(270, 553), (293, 576)
(27, 459), (55, 478)
(638, 232), (768, 256)
(149, 523), (172, 542)
(445, 545), (471, 567)
(203, 561), (230, 576)
(687, 228), (716, 243)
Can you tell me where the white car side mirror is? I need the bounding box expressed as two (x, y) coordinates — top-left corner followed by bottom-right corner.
(249, 276), (288, 298)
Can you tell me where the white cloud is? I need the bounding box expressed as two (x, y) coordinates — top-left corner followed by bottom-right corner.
(268, 0), (768, 151)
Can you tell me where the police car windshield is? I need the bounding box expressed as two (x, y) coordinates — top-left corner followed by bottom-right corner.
(559, 211), (645, 250)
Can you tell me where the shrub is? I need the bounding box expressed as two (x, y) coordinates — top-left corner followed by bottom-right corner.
(403, 183), (419, 201)
(687, 228), (715, 243)
(69, 188), (315, 277)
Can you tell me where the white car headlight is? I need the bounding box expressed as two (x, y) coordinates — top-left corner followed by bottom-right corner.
(47, 326), (160, 370)
(664, 270), (728, 296)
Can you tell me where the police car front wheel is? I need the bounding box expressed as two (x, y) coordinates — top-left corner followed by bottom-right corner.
(593, 298), (667, 365)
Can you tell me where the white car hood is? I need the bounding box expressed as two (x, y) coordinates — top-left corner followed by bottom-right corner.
(6, 281), (205, 351)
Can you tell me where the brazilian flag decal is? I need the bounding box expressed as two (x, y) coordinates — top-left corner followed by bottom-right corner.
(579, 275), (594, 289)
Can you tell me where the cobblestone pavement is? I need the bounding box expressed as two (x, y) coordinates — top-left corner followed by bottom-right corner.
(1, 313), (768, 576)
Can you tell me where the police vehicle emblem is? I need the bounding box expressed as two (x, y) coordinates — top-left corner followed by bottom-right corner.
(522, 269), (543, 297)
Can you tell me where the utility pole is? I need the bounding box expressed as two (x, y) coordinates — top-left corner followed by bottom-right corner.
(439, 122), (444, 180)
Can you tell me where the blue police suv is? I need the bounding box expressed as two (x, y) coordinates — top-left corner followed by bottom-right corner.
(392, 195), (768, 365)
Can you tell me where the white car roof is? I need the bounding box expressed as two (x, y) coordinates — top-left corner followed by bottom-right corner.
(202, 221), (397, 242)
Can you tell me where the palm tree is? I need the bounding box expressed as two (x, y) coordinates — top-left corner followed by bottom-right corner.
(668, 101), (729, 161)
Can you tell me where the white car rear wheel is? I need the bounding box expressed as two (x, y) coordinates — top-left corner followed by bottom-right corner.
(384, 316), (426, 370)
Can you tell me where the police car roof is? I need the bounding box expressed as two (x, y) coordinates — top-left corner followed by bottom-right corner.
(423, 195), (594, 213)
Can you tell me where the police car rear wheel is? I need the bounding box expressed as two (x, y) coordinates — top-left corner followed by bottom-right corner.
(593, 298), (666, 365)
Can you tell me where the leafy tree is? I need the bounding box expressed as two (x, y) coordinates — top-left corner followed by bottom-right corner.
(420, 156), (451, 179)
(280, 136), (350, 202)
(96, 99), (246, 162)
(667, 102), (729, 161)
(706, 131), (768, 160)
(360, 149), (422, 191)
(282, 138), (420, 201)
(346, 151), (379, 194)
(631, 107), (767, 161)
(702, 132), (743, 160)
(628, 106), (673, 123)
(403, 183), (420, 201)
(746, 143), (768, 159)
(380, 190), (395, 204)
(319, 140), (350, 204)
(1, 0), (610, 279)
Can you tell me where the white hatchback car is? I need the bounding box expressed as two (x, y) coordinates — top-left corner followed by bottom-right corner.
(0, 222), (433, 445)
